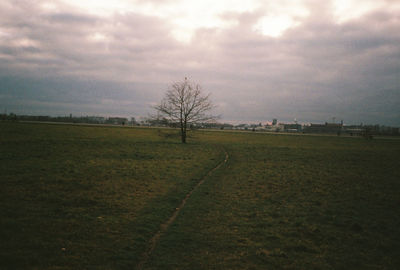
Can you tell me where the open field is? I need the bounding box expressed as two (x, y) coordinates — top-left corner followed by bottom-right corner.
(1, 122), (400, 269)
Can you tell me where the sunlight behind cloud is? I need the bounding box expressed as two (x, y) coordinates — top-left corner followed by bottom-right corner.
(136, 0), (258, 43)
(252, 0), (309, 38)
(253, 15), (298, 37)
(40, 2), (59, 12)
(333, 0), (400, 23)
(0, 29), (10, 38)
(59, 0), (133, 16)
(2, 0), (400, 126)
(88, 33), (108, 42)
(56, 0), (313, 42)
(51, 0), (400, 42)
(12, 38), (40, 48)
(58, 0), (258, 43)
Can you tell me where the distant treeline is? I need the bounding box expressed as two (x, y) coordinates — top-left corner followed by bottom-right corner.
(1, 113), (133, 126)
(1, 113), (399, 136)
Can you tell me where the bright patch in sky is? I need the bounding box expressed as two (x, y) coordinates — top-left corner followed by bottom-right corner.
(333, 0), (400, 23)
(40, 2), (59, 12)
(89, 33), (108, 42)
(26, 0), (400, 41)
(1, 0), (400, 126)
(25, 0), (400, 42)
(12, 38), (40, 48)
(253, 15), (298, 37)
(0, 29), (10, 38)
(57, 0), (256, 42)
(59, 0), (133, 16)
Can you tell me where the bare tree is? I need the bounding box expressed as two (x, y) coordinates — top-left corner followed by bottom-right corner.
(154, 78), (217, 143)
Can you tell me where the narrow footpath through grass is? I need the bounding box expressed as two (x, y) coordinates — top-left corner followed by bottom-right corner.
(136, 148), (229, 269)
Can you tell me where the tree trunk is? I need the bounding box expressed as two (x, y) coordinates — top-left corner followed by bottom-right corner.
(180, 120), (186, 143)
(181, 129), (186, 143)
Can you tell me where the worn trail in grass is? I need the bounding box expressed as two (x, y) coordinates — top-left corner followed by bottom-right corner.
(136, 149), (229, 269)
(1, 123), (400, 269)
(0, 122), (224, 269)
(144, 131), (400, 269)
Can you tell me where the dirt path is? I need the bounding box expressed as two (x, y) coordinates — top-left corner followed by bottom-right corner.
(135, 149), (229, 269)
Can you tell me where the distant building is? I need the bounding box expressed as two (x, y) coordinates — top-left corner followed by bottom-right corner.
(304, 122), (343, 134)
(265, 123), (284, 132)
(130, 117), (137, 125)
(344, 128), (364, 136)
(87, 116), (105, 124)
(107, 117), (128, 125)
(284, 123), (302, 132)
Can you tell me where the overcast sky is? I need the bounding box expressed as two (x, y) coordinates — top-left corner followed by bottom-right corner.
(1, 0), (399, 125)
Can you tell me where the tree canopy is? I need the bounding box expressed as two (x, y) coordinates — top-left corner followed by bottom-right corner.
(154, 78), (216, 143)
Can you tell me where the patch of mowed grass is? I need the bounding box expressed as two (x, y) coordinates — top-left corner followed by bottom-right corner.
(146, 131), (400, 269)
(0, 122), (223, 269)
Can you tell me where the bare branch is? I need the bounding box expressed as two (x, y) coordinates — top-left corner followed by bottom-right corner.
(153, 78), (218, 143)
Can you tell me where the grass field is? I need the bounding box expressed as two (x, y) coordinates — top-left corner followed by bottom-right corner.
(1, 122), (400, 269)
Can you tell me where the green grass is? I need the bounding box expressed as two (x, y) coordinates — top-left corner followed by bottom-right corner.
(1, 122), (400, 269)
(0, 122), (223, 269)
(147, 131), (400, 269)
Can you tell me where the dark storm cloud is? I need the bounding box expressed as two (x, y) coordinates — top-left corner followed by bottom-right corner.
(0, 0), (399, 125)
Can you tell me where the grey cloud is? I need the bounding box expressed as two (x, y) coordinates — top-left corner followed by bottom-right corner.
(0, 75), (163, 116)
(189, 3), (400, 125)
(44, 13), (99, 24)
(1, 4), (180, 81)
(0, 0), (399, 125)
